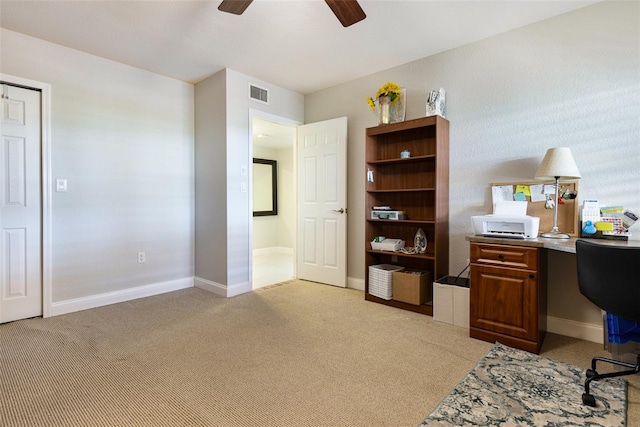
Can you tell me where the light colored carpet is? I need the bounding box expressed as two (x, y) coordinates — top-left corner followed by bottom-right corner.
(1, 279), (638, 426)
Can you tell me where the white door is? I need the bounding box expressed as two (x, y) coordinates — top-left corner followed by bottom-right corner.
(0, 84), (42, 323)
(296, 117), (347, 287)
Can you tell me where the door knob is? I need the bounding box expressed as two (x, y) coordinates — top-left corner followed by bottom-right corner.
(332, 208), (346, 214)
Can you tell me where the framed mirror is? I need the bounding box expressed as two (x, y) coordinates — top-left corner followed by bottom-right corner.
(253, 158), (278, 216)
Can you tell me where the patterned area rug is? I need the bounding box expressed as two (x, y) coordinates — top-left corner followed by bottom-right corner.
(420, 342), (627, 426)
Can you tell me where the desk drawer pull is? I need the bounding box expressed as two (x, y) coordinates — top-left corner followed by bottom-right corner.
(529, 273), (535, 279)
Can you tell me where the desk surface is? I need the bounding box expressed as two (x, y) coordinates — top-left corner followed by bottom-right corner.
(465, 235), (640, 254)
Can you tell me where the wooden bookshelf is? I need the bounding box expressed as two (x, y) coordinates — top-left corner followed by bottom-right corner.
(364, 116), (450, 316)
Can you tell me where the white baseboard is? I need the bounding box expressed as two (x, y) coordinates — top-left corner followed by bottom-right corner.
(347, 276), (365, 291)
(49, 277), (194, 317)
(194, 276), (226, 296)
(253, 247), (293, 256)
(227, 281), (252, 297)
(194, 276), (251, 298)
(547, 315), (604, 344)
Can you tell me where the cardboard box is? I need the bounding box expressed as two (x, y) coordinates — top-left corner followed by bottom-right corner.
(392, 270), (432, 305)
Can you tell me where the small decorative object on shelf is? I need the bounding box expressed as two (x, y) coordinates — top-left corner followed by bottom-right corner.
(400, 149), (411, 158)
(414, 228), (427, 253)
(367, 81), (406, 125)
(426, 87), (446, 118)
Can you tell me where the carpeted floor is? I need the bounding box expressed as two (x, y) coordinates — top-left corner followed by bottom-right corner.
(1, 280), (638, 426)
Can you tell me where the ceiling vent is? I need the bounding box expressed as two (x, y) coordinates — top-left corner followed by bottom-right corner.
(249, 84), (268, 104)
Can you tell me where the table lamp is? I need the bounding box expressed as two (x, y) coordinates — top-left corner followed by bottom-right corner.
(534, 147), (581, 239)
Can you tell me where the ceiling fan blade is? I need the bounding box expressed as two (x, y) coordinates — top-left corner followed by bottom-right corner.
(218, 0), (253, 15)
(325, 0), (366, 27)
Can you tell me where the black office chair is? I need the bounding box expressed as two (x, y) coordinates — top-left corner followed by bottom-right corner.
(575, 239), (640, 407)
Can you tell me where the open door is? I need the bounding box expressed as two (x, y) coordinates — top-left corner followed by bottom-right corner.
(296, 117), (347, 287)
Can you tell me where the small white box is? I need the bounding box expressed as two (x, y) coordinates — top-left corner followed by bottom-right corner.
(371, 210), (404, 220)
(453, 286), (470, 328)
(370, 238), (405, 252)
(433, 277), (469, 329)
(433, 282), (454, 324)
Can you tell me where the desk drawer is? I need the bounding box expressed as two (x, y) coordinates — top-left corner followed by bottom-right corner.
(470, 243), (538, 270)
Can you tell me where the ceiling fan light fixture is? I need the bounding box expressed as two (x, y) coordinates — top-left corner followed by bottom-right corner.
(218, 0), (254, 15)
(325, 0), (366, 27)
(218, 0), (366, 27)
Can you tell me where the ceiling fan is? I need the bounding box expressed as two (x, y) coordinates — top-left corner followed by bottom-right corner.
(218, 0), (366, 27)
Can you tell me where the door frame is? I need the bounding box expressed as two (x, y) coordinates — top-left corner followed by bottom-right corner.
(295, 117), (348, 287)
(248, 109), (301, 288)
(1, 74), (52, 318)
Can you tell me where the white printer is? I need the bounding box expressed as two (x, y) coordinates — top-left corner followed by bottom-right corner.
(472, 201), (540, 239)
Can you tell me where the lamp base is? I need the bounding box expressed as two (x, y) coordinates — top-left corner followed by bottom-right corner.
(540, 230), (571, 239)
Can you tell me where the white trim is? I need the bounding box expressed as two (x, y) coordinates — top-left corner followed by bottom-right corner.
(347, 276), (365, 291)
(0, 74), (53, 318)
(227, 281), (252, 297)
(194, 276), (252, 298)
(253, 246), (293, 256)
(194, 276), (227, 296)
(547, 315), (604, 344)
(49, 277), (193, 317)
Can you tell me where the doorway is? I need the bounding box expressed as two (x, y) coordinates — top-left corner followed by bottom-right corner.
(251, 115), (297, 289)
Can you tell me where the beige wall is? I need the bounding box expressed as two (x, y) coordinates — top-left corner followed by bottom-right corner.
(195, 69), (303, 296)
(304, 1), (639, 334)
(1, 29), (194, 305)
(195, 69), (227, 286)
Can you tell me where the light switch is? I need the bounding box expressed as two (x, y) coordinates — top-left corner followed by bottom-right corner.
(241, 182), (247, 193)
(56, 179), (67, 192)
(240, 165), (247, 176)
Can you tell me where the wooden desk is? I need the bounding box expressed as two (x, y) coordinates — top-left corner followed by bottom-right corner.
(465, 235), (640, 354)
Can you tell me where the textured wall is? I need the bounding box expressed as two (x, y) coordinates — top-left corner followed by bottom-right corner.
(1, 29), (195, 302)
(305, 2), (639, 326)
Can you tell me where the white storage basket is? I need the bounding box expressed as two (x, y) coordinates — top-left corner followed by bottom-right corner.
(368, 264), (404, 300)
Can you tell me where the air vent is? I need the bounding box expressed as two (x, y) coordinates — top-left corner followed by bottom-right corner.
(249, 84), (268, 104)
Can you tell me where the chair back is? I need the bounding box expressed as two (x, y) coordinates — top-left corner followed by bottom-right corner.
(576, 239), (640, 323)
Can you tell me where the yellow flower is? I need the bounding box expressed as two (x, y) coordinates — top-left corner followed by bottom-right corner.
(376, 82), (401, 101)
(366, 97), (376, 111)
(367, 81), (402, 110)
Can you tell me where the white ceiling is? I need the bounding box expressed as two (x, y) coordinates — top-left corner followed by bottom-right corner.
(253, 117), (296, 149)
(1, 0), (599, 96)
(1, 0), (600, 147)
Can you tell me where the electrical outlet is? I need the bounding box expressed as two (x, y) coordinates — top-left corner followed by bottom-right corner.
(138, 252), (146, 264)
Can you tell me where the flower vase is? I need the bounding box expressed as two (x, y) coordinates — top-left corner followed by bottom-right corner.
(378, 96), (391, 125)
(391, 87), (406, 123)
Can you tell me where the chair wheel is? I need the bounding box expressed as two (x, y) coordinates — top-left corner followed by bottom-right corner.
(586, 369), (598, 379)
(582, 393), (596, 407)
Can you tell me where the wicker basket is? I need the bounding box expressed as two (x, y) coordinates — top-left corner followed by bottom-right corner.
(368, 264), (404, 300)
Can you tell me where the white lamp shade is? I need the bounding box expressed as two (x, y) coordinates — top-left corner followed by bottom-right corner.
(534, 147), (581, 180)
